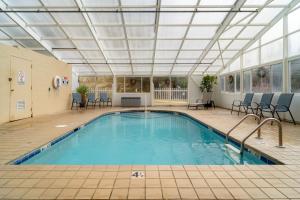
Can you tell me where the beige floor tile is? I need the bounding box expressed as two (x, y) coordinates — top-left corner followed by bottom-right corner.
(173, 170), (188, 178)
(39, 188), (62, 199)
(130, 178), (145, 188)
(128, 188), (145, 199)
(211, 188), (234, 199)
(277, 187), (300, 198)
(21, 188), (46, 199)
(114, 179), (130, 188)
(145, 178), (161, 188)
(5, 188), (30, 199)
(19, 178), (40, 187)
(195, 188), (215, 199)
(0, 187), (13, 198)
(145, 171), (159, 179)
(175, 178), (193, 188)
(50, 179), (70, 188)
(98, 179), (115, 188)
(260, 187), (286, 198)
(206, 178), (224, 188)
(65, 179), (85, 188)
(244, 187), (268, 199)
(82, 179), (100, 189)
(159, 170), (173, 178)
(191, 178), (208, 188)
(178, 188), (198, 199)
(110, 188), (128, 199)
(92, 188), (112, 199)
(220, 178), (239, 188)
(57, 188), (78, 199)
(171, 165), (185, 171)
(162, 187), (180, 199)
(187, 171), (202, 178)
(146, 188), (162, 199)
(158, 165), (171, 171)
(75, 188), (95, 199)
(250, 178), (273, 187)
(160, 178), (177, 188)
(116, 171), (131, 179)
(88, 171), (104, 179)
(102, 172), (118, 179)
(235, 179), (256, 187)
(228, 187), (251, 199)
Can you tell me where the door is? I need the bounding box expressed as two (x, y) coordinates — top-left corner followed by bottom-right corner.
(9, 56), (32, 121)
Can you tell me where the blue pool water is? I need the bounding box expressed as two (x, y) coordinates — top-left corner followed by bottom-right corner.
(22, 111), (266, 165)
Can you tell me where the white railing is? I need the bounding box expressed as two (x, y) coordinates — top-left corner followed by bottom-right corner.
(154, 88), (188, 101)
(89, 88), (113, 100)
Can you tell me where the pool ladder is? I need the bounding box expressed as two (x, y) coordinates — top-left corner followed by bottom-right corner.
(225, 114), (284, 156)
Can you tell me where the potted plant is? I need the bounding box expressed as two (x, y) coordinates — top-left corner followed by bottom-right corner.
(200, 75), (217, 107)
(76, 85), (89, 107)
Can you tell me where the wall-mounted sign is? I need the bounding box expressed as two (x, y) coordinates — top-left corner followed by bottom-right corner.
(62, 76), (69, 85)
(17, 71), (25, 85)
(16, 100), (25, 111)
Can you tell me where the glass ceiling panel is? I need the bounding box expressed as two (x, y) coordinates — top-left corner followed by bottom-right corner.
(182, 40), (210, 50)
(205, 51), (219, 58)
(81, 51), (104, 59)
(104, 51), (129, 59)
(288, 8), (300, 33)
(187, 26), (218, 39)
(82, 0), (119, 7)
(0, 31), (9, 39)
(200, 0), (236, 6)
(161, 0), (198, 6)
(73, 40), (98, 50)
(44, 40), (75, 48)
(53, 50), (82, 59)
(251, 8), (283, 24)
(41, 0), (76, 7)
(155, 51), (178, 59)
(156, 40), (181, 50)
(63, 27), (93, 39)
(220, 26), (243, 39)
(261, 19), (283, 44)
(31, 26), (66, 38)
(211, 40), (231, 50)
(121, 0), (156, 6)
(157, 26), (187, 39)
(0, 13), (15, 25)
(238, 26), (264, 38)
(95, 27), (125, 39)
(3, 0), (41, 7)
(193, 13), (226, 25)
(178, 51), (202, 59)
(53, 13), (86, 25)
(222, 50), (238, 58)
(18, 13), (55, 25)
(101, 40), (127, 50)
(0, 40), (19, 46)
(17, 39), (42, 48)
(230, 13), (254, 25)
(269, 0), (292, 5)
(227, 40), (250, 50)
(1, 27), (30, 38)
(126, 26), (155, 39)
(244, 0), (268, 6)
(89, 13), (122, 25)
(129, 40), (154, 50)
(131, 51), (153, 59)
(159, 13), (192, 25)
(124, 13), (155, 25)
(154, 59), (175, 63)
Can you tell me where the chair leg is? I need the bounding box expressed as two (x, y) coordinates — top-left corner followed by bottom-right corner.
(276, 111), (281, 121)
(71, 100), (74, 110)
(231, 104), (234, 114)
(288, 109), (296, 125)
(237, 106), (241, 116)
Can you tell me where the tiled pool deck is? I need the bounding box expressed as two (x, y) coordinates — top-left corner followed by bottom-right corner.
(0, 107), (300, 199)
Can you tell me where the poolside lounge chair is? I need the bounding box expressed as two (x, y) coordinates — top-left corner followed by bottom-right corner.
(99, 92), (112, 107)
(261, 93), (296, 125)
(253, 93), (274, 119)
(71, 93), (82, 110)
(188, 92), (212, 110)
(86, 93), (97, 109)
(231, 93), (254, 115)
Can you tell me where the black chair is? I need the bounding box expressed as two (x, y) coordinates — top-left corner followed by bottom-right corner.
(71, 93), (81, 110)
(188, 92), (212, 110)
(261, 93), (296, 125)
(99, 92), (112, 107)
(86, 93), (97, 109)
(253, 93), (274, 119)
(231, 93), (254, 115)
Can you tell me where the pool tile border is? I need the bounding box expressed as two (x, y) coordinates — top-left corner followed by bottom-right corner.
(10, 109), (281, 165)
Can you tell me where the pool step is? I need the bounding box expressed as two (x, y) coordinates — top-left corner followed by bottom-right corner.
(224, 144), (241, 154)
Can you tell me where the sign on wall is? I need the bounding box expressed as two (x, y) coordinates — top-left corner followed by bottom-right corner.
(17, 71), (25, 85)
(16, 100), (25, 111)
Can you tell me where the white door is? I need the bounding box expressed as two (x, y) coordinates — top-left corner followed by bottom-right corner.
(9, 57), (32, 121)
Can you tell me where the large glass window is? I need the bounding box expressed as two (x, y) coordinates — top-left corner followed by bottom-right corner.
(95, 76), (113, 90)
(220, 76), (225, 91)
(236, 73), (240, 92)
(78, 76), (96, 89)
(171, 77), (188, 89)
(117, 76), (151, 93)
(153, 77), (170, 88)
(142, 77), (150, 92)
(252, 66), (271, 93)
(271, 63), (283, 92)
(225, 74), (235, 92)
(117, 77), (125, 93)
(125, 77), (141, 93)
(289, 58), (300, 93)
(243, 71), (251, 93)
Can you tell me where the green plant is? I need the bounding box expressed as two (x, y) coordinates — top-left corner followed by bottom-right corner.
(76, 85), (89, 96)
(200, 75), (217, 92)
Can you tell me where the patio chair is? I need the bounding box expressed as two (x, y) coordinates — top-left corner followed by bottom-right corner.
(99, 92), (112, 107)
(231, 93), (254, 115)
(86, 93), (97, 109)
(188, 92), (212, 110)
(253, 93), (274, 119)
(71, 93), (81, 110)
(261, 93), (296, 125)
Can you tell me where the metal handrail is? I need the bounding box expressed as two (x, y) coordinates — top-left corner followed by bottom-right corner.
(240, 118), (283, 155)
(225, 114), (261, 143)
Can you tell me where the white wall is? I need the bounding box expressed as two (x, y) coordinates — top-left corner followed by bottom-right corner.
(72, 72), (79, 92)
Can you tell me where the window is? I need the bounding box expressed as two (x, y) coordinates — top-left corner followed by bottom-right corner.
(171, 77), (188, 88)
(271, 63), (283, 92)
(225, 74), (235, 92)
(153, 77), (170, 88)
(220, 76), (225, 91)
(243, 71), (251, 93)
(95, 76), (113, 90)
(117, 76), (151, 93)
(261, 39), (283, 64)
(117, 77), (125, 92)
(252, 66), (271, 93)
(78, 76), (96, 89)
(289, 58), (300, 93)
(236, 73), (240, 92)
(125, 77), (141, 93)
(142, 77), (150, 92)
